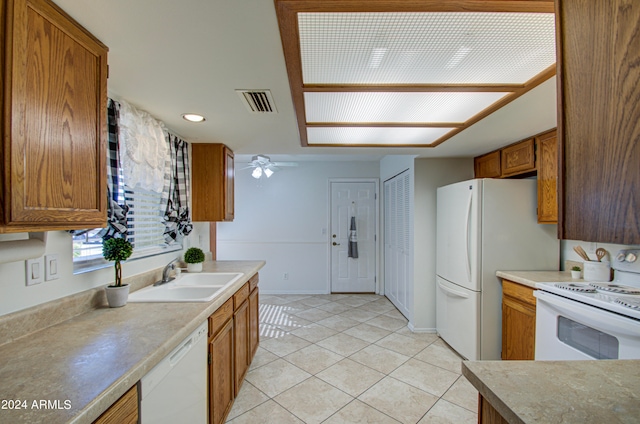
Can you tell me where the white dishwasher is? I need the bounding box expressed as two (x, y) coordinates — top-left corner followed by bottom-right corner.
(140, 321), (208, 424)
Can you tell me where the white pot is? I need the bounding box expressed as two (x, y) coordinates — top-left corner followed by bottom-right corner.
(187, 262), (203, 273)
(105, 284), (130, 308)
(571, 270), (581, 279)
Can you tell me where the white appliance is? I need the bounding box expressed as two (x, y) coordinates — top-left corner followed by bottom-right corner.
(140, 321), (208, 424)
(436, 179), (558, 360)
(535, 249), (640, 360)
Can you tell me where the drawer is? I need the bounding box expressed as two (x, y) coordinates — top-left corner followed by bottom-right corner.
(502, 279), (536, 306)
(249, 273), (259, 292)
(209, 297), (233, 338)
(233, 283), (250, 310)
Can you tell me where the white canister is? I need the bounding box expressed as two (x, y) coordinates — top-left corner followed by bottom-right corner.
(583, 261), (611, 281)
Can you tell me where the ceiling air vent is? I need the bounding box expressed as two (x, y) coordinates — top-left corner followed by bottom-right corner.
(236, 89), (278, 114)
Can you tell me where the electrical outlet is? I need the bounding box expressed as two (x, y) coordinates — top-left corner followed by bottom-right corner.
(26, 257), (44, 286)
(283, 272), (289, 280)
(45, 254), (60, 281)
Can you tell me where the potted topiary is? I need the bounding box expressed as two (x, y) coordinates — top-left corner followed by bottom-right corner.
(571, 266), (582, 279)
(102, 237), (133, 307)
(184, 247), (205, 273)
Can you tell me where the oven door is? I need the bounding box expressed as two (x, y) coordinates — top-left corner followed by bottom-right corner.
(534, 291), (640, 360)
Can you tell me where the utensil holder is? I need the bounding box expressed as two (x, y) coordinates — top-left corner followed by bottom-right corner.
(583, 261), (611, 281)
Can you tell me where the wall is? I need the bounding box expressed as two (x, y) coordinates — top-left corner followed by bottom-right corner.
(216, 160), (380, 294)
(0, 223), (209, 316)
(412, 158), (474, 331)
(560, 240), (640, 270)
(379, 156), (474, 331)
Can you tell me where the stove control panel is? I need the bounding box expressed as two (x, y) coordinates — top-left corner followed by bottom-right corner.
(613, 250), (640, 273)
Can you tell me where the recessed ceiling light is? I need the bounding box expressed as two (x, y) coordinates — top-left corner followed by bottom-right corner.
(182, 113), (206, 123)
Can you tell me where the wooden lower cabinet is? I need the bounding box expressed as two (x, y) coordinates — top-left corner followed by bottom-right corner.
(209, 319), (234, 424)
(249, 287), (259, 360)
(208, 274), (259, 424)
(501, 280), (536, 360)
(93, 385), (138, 424)
(478, 394), (509, 424)
(234, 298), (250, 396)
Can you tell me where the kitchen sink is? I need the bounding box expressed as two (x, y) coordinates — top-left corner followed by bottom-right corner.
(174, 272), (243, 287)
(128, 285), (224, 303)
(127, 272), (244, 303)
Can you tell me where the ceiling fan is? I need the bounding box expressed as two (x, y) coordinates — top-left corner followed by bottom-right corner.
(242, 155), (298, 179)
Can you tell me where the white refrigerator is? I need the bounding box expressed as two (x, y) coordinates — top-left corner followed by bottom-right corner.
(436, 179), (558, 361)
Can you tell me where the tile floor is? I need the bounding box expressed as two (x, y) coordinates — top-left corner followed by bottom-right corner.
(226, 294), (478, 424)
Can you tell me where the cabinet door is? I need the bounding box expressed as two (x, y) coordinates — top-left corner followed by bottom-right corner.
(249, 287), (259, 361)
(536, 129), (558, 224)
(92, 385), (138, 424)
(3, 0), (108, 232)
(557, 0), (640, 244)
(209, 319), (234, 424)
(501, 280), (536, 361)
(501, 138), (535, 177)
(233, 300), (250, 396)
(474, 151), (501, 178)
(191, 143), (235, 222)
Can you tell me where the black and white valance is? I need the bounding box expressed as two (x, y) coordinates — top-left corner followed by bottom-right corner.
(162, 133), (193, 243)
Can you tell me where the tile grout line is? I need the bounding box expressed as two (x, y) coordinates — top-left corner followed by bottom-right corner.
(230, 294), (477, 423)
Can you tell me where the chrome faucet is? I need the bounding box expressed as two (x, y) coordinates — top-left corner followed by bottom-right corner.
(154, 258), (179, 286)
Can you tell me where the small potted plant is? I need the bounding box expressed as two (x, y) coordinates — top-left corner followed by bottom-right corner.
(184, 247), (205, 273)
(571, 266), (582, 279)
(102, 237), (133, 307)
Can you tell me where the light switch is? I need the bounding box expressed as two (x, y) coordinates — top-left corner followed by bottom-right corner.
(26, 257), (44, 286)
(45, 254), (60, 281)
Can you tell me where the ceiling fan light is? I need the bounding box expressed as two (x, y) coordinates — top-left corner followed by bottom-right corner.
(252, 167), (263, 179)
(264, 168), (274, 178)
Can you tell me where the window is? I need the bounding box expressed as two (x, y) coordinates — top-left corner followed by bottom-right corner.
(72, 178), (182, 272)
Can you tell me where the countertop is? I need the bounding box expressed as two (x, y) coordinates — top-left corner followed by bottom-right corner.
(462, 359), (640, 424)
(496, 270), (577, 289)
(0, 260), (264, 424)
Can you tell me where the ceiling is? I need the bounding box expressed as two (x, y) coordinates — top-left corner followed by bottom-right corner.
(52, 0), (558, 161)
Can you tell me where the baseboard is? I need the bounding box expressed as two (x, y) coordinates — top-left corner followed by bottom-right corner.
(407, 322), (437, 333)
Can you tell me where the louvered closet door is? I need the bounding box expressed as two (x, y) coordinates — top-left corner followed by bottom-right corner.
(384, 171), (411, 319)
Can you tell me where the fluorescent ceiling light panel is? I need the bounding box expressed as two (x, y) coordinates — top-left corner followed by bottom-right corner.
(298, 12), (556, 84)
(305, 92), (509, 123)
(307, 127), (454, 146)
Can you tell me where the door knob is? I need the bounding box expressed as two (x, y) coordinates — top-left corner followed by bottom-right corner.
(333, 242), (340, 246)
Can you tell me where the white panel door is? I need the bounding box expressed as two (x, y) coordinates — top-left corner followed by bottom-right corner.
(330, 182), (377, 293)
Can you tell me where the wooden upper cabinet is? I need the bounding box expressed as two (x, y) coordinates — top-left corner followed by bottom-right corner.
(1, 0), (108, 233)
(501, 138), (535, 177)
(557, 0), (640, 244)
(536, 129), (558, 224)
(474, 151), (501, 179)
(191, 144), (234, 222)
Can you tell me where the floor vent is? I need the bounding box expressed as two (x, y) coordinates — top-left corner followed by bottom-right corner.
(236, 89), (278, 114)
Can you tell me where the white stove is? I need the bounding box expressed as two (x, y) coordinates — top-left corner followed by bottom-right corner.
(535, 281), (640, 321)
(534, 249), (640, 360)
